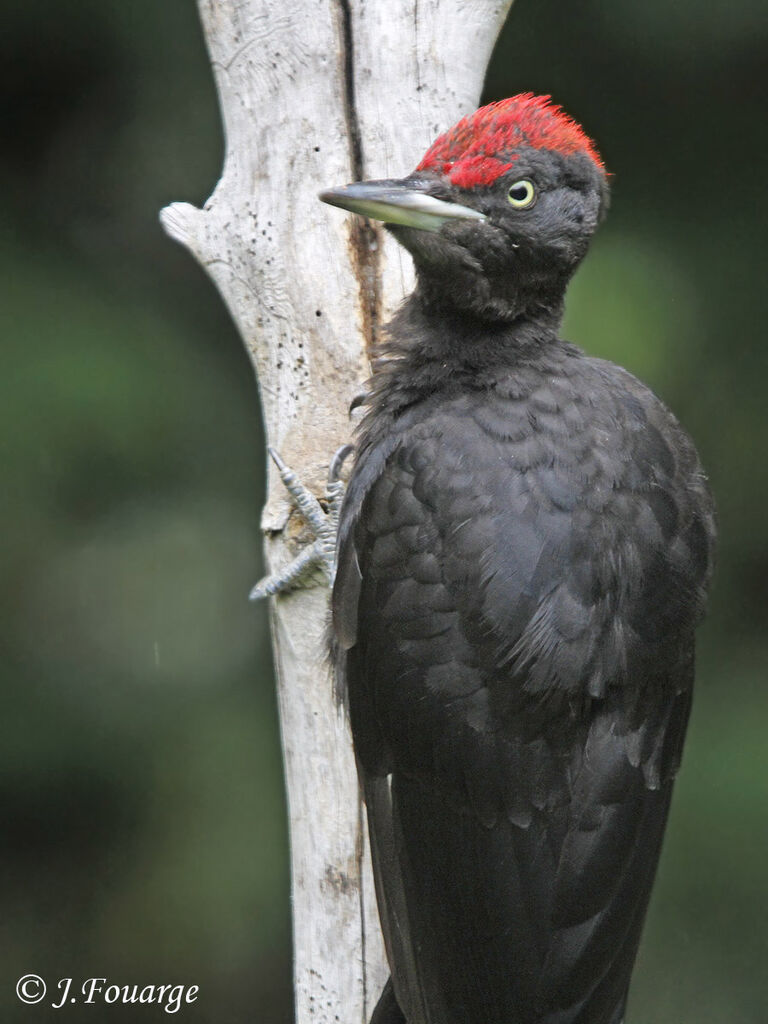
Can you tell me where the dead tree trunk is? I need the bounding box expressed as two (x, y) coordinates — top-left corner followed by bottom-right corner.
(161, 2), (512, 1021)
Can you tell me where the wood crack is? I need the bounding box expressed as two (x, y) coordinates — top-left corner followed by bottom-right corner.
(337, 0), (383, 360)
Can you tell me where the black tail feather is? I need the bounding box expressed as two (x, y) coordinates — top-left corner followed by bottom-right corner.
(371, 978), (407, 1024)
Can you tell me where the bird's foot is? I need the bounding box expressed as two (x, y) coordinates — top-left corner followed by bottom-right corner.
(249, 444), (353, 601)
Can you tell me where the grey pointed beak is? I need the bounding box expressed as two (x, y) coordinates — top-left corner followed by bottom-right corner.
(319, 178), (486, 233)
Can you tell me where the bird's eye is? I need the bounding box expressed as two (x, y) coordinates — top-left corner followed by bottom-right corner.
(507, 180), (535, 209)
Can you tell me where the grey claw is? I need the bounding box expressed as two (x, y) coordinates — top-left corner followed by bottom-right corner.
(329, 444), (354, 483)
(267, 445), (286, 471)
(250, 446), (350, 601)
(267, 447), (328, 536)
(249, 542), (322, 601)
(349, 390), (369, 415)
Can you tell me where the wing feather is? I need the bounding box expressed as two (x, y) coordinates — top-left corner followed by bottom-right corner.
(333, 369), (712, 1024)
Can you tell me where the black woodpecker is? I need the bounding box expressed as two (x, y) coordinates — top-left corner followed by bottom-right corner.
(322, 94), (716, 1024)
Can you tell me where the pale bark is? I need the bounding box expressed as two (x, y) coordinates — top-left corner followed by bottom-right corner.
(160, 2), (512, 1021)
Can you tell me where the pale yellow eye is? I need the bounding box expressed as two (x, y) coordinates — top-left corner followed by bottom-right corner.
(507, 180), (535, 208)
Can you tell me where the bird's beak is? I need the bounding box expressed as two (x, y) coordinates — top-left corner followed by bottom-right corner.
(319, 178), (486, 233)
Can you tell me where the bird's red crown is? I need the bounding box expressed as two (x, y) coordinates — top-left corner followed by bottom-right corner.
(416, 94), (605, 189)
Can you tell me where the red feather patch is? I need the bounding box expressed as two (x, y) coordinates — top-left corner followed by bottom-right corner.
(416, 94), (605, 188)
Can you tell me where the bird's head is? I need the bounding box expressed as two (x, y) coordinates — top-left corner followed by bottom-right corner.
(321, 94), (609, 324)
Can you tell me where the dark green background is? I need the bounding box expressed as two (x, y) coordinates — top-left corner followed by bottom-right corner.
(2, 1), (766, 1021)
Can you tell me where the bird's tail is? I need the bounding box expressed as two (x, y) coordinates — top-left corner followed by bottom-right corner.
(370, 977), (407, 1024)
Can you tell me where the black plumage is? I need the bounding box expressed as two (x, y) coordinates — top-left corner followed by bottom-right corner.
(326, 96), (715, 1024)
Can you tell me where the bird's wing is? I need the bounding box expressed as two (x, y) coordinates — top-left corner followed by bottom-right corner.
(333, 389), (712, 1023)
(532, 672), (693, 1022)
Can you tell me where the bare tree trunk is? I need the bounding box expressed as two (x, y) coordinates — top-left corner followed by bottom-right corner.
(160, 2), (512, 1021)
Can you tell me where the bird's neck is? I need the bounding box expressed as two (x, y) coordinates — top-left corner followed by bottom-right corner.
(414, 261), (569, 330)
(380, 292), (564, 368)
(364, 295), (572, 422)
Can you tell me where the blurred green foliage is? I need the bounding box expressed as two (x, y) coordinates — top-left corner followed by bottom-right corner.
(1, 0), (765, 1021)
